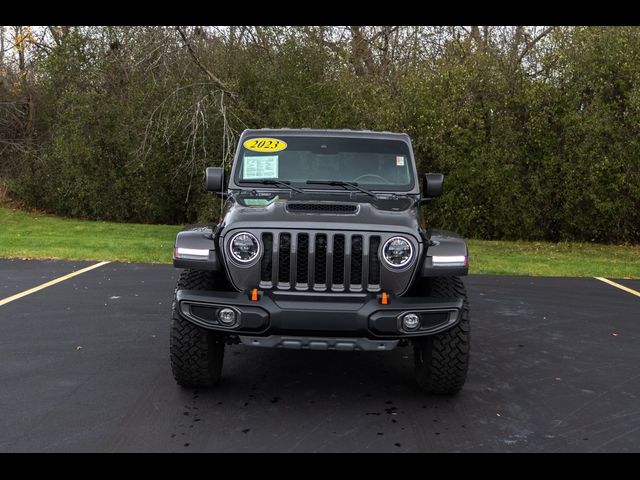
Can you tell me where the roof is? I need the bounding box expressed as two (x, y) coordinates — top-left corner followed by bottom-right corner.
(240, 128), (410, 141)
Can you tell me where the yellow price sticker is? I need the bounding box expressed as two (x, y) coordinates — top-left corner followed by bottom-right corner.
(243, 137), (287, 153)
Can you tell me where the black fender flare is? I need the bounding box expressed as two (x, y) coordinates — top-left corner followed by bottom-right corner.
(420, 228), (469, 277)
(173, 225), (220, 271)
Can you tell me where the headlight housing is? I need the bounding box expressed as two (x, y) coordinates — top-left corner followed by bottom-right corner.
(229, 232), (260, 264)
(381, 236), (413, 269)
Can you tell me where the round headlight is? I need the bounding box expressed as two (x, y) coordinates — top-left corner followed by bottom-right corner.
(382, 236), (413, 268)
(229, 232), (260, 263)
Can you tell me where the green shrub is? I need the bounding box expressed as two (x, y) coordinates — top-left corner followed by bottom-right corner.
(2, 26), (639, 242)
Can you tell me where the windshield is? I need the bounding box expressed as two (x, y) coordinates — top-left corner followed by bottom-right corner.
(235, 135), (414, 191)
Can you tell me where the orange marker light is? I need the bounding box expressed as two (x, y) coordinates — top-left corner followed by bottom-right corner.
(251, 288), (259, 301)
(381, 291), (388, 305)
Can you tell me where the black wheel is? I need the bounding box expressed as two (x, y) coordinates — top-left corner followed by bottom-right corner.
(170, 269), (225, 388)
(413, 276), (470, 395)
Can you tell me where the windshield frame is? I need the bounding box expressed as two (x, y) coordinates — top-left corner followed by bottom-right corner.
(229, 131), (419, 194)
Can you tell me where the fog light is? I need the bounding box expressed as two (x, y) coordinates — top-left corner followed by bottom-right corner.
(218, 308), (237, 326)
(402, 313), (420, 331)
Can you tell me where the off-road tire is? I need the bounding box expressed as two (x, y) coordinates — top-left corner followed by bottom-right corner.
(170, 269), (225, 388)
(413, 276), (470, 395)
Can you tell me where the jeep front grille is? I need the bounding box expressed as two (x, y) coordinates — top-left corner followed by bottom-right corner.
(259, 231), (382, 292)
(260, 233), (273, 282)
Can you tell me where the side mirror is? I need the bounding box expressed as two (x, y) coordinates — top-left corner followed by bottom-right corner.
(423, 173), (444, 199)
(205, 167), (224, 194)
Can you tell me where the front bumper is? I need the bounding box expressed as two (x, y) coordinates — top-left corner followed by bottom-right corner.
(176, 289), (463, 342)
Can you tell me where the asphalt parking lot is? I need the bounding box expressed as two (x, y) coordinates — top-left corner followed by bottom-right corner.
(0, 259), (638, 452)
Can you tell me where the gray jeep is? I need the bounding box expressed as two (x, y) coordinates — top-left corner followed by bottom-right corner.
(171, 129), (470, 394)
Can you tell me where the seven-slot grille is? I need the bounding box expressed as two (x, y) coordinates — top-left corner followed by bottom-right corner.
(259, 231), (382, 292)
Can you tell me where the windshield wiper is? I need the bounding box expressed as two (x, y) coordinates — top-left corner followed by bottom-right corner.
(239, 179), (305, 194)
(306, 180), (378, 198)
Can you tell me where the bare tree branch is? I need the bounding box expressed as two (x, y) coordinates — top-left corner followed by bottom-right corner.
(175, 26), (236, 99)
(518, 26), (556, 62)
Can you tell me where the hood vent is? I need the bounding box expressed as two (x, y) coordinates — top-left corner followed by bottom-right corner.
(287, 203), (358, 214)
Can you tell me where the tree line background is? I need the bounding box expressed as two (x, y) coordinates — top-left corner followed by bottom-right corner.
(0, 26), (638, 243)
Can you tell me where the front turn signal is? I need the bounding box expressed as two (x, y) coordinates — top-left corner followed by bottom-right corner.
(380, 291), (389, 305)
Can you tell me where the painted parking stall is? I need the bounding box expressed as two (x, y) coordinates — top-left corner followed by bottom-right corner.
(594, 277), (640, 298)
(0, 261), (110, 307)
(0, 260), (639, 452)
(0, 259), (97, 300)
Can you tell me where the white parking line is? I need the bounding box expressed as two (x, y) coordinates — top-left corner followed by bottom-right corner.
(594, 277), (640, 298)
(0, 261), (111, 307)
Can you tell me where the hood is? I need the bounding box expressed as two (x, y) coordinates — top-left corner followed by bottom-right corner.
(218, 190), (422, 235)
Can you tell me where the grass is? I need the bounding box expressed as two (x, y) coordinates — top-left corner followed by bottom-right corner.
(0, 206), (179, 264)
(467, 239), (639, 279)
(0, 206), (638, 278)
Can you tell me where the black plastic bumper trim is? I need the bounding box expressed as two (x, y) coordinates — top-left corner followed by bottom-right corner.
(175, 289), (463, 339)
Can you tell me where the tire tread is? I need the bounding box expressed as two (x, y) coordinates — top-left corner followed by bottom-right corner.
(170, 270), (225, 388)
(414, 276), (470, 395)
